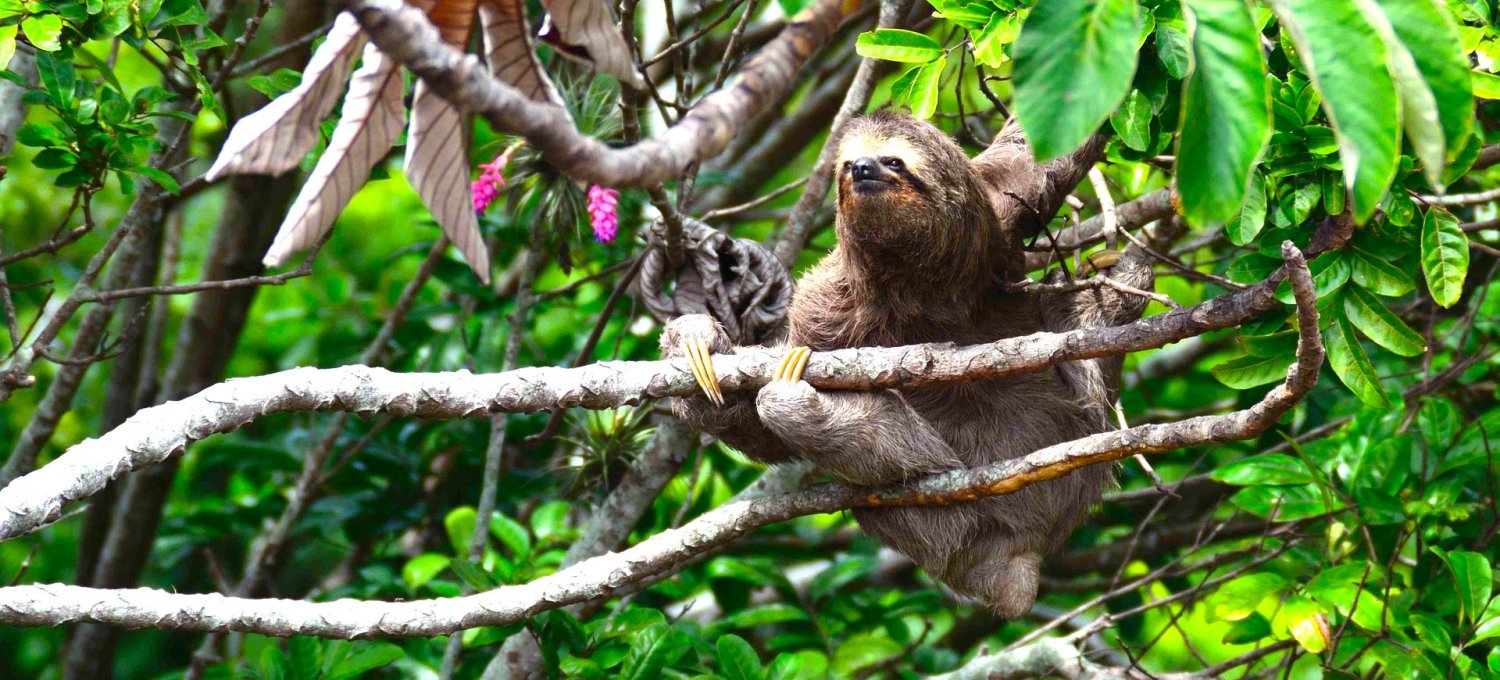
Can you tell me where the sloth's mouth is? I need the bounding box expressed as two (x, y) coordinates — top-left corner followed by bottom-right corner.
(852, 177), (892, 194)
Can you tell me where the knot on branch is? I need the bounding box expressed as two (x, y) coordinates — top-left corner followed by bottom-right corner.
(640, 217), (791, 345)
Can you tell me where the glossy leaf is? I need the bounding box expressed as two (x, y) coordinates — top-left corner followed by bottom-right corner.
(1342, 285), (1425, 356)
(1211, 352), (1293, 389)
(1325, 318), (1391, 407)
(1211, 573), (1289, 621)
(855, 29), (944, 63)
(1110, 89), (1153, 151)
(1348, 248), (1416, 296)
(1227, 169), (1269, 246)
(1435, 548), (1493, 626)
(1273, 0), (1401, 223)
(1213, 453), (1315, 485)
(1012, 0), (1142, 160)
(1370, 0), (1473, 175)
(1177, 0), (1271, 226)
(1155, 23), (1190, 79)
(1420, 207), (1469, 307)
(718, 635), (764, 680)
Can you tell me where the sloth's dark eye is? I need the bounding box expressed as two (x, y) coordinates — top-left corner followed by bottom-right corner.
(882, 158), (905, 170)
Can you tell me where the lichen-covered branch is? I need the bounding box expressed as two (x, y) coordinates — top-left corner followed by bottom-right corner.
(342, 0), (857, 188)
(0, 246), (1319, 638)
(0, 266), (1293, 543)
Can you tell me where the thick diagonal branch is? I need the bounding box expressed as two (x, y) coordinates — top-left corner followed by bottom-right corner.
(342, 0), (855, 187)
(0, 245), (1319, 638)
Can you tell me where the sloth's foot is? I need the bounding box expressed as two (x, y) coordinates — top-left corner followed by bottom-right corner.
(660, 314), (728, 407)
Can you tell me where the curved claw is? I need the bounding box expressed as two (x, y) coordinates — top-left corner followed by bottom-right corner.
(684, 337), (724, 406)
(1083, 249), (1121, 274)
(774, 346), (812, 383)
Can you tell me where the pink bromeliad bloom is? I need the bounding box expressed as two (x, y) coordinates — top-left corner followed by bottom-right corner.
(587, 185), (619, 243)
(472, 142), (523, 213)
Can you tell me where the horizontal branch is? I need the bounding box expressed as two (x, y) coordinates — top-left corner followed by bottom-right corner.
(0, 245), (1319, 638)
(0, 268), (1288, 542)
(1023, 188), (1175, 271)
(343, 0), (854, 187)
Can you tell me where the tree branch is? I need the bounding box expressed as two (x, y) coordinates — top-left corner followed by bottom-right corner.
(0, 245), (1319, 638)
(341, 0), (857, 188)
(0, 261), (1298, 542)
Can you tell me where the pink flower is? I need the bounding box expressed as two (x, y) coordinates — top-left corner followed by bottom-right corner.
(587, 185), (619, 243)
(472, 142), (523, 213)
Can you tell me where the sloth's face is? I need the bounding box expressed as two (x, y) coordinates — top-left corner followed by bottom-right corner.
(835, 132), (931, 209)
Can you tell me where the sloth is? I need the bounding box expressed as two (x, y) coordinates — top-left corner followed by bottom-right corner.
(660, 111), (1154, 617)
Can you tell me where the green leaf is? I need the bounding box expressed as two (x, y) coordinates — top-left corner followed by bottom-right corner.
(895, 55), (945, 120)
(1420, 207), (1469, 307)
(1370, 0), (1473, 174)
(622, 623), (687, 680)
(930, 0), (996, 29)
(1273, 0), (1401, 223)
(1012, 0), (1142, 160)
(134, 166), (179, 194)
(444, 506), (477, 555)
(809, 557), (878, 603)
(1176, 0), (1271, 227)
(34, 49), (75, 110)
(855, 29), (943, 63)
(1222, 613), (1273, 644)
(1435, 548), (1493, 626)
(719, 604), (811, 630)
(329, 643), (403, 680)
(1110, 89), (1153, 151)
(31, 148), (77, 170)
(972, 13), (1018, 68)
(717, 635), (764, 680)
(1325, 318), (1391, 407)
(1342, 285), (1425, 356)
(1155, 23), (1190, 79)
(20, 13), (62, 51)
(1474, 70), (1500, 100)
(488, 513), (532, 559)
(1211, 573), (1289, 622)
(1227, 169), (1269, 246)
(0, 25), (16, 71)
(1348, 248), (1415, 296)
(1213, 453), (1315, 486)
(1350, 0), (1444, 189)
(1211, 352), (1292, 389)
(448, 557), (495, 591)
(401, 553), (449, 590)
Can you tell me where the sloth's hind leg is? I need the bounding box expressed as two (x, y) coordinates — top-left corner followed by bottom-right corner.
(659, 315), (794, 463)
(941, 528), (1042, 619)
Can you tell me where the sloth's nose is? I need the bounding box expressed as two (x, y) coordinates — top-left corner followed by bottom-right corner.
(851, 157), (879, 181)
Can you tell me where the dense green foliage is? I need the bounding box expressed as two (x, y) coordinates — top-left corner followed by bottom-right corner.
(1, 0), (1499, 678)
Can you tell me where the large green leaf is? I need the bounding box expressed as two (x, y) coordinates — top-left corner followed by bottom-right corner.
(1420, 207), (1470, 307)
(1273, 0), (1401, 223)
(1227, 169), (1269, 245)
(891, 55), (947, 120)
(1211, 352), (1293, 389)
(1177, 0), (1272, 226)
(1435, 548), (1494, 626)
(855, 29), (944, 63)
(1110, 89), (1153, 151)
(1213, 453), (1315, 485)
(1357, 0), (1469, 188)
(1348, 248), (1416, 296)
(1012, 0), (1142, 160)
(718, 635), (765, 680)
(1342, 285), (1425, 356)
(1325, 318), (1391, 407)
(1369, 0), (1473, 179)
(1211, 573), (1290, 622)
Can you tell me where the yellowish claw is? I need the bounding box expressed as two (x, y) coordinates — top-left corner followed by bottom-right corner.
(1083, 249), (1121, 274)
(775, 346), (812, 383)
(685, 338), (724, 406)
